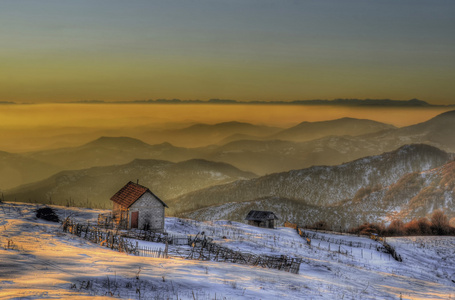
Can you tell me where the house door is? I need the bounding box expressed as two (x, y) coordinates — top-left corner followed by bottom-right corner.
(131, 211), (139, 229)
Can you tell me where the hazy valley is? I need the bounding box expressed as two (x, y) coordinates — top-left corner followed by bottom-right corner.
(1, 108), (455, 229)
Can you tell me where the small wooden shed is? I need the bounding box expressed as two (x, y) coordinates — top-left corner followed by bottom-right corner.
(245, 210), (278, 229)
(110, 181), (168, 231)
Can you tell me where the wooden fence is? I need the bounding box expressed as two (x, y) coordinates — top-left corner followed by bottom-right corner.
(97, 213), (127, 230)
(296, 226), (402, 262)
(62, 217), (138, 254)
(298, 228), (379, 249)
(136, 245), (168, 258)
(186, 234), (301, 274)
(373, 237), (403, 262)
(63, 218), (301, 273)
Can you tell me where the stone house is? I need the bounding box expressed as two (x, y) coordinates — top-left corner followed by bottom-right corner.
(245, 210), (278, 229)
(110, 181), (168, 231)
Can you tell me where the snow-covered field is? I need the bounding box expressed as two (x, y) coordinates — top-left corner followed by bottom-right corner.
(1, 202), (455, 299)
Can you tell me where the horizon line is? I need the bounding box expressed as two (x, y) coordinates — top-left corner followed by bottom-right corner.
(3, 98), (455, 107)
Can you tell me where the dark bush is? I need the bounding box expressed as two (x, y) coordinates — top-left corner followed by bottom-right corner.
(416, 217), (432, 235)
(430, 210), (450, 235)
(387, 219), (405, 236)
(349, 213), (455, 237)
(36, 206), (60, 222)
(349, 222), (385, 236)
(403, 219), (421, 235)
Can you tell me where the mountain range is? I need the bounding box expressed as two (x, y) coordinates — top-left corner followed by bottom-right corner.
(140, 118), (396, 147)
(180, 145), (455, 228)
(366, 110), (455, 153)
(2, 110), (454, 190)
(142, 121), (283, 148)
(169, 144), (452, 213)
(0, 151), (60, 190)
(2, 110), (455, 228)
(0, 116), (401, 188)
(118, 98), (439, 107)
(3, 159), (256, 208)
(268, 117), (396, 142)
(25, 137), (197, 171)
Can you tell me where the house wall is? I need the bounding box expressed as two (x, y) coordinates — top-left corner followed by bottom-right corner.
(248, 219), (275, 229)
(248, 220), (266, 227)
(267, 219), (275, 229)
(129, 192), (165, 231)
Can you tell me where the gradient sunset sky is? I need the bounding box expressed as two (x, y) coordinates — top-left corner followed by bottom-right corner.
(1, 0), (454, 104)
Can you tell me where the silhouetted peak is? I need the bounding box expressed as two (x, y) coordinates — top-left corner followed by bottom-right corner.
(392, 144), (447, 155)
(430, 109), (455, 120)
(156, 142), (174, 147)
(408, 110), (455, 129)
(292, 117), (392, 127)
(187, 121), (254, 130)
(86, 136), (150, 147)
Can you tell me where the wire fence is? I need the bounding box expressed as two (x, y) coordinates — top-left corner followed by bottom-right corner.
(293, 224), (403, 262)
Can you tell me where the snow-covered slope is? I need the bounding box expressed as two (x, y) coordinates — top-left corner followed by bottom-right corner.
(182, 158), (455, 228)
(1, 202), (454, 299)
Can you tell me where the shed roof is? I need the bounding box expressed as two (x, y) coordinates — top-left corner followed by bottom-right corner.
(245, 210), (278, 221)
(110, 181), (168, 208)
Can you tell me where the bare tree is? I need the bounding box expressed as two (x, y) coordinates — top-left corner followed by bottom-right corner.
(430, 210), (449, 235)
(417, 217), (431, 235)
(387, 219), (405, 236)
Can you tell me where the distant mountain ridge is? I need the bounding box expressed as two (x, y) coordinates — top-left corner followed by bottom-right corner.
(270, 117), (396, 142)
(143, 121), (282, 148)
(25, 137), (197, 171)
(0, 151), (60, 190)
(19, 117), (399, 178)
(107, 98), (443, 107)
(5, 110), (455, 190)
(368, 109), (455, 152)
(3, 158), (256, 208)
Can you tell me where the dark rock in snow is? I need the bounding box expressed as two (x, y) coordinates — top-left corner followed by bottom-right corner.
(36, 206), (60, 223)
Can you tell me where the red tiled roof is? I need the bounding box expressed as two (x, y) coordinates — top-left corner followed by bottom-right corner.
(110, 181), (149, 208)
(111, 181), (168, 208)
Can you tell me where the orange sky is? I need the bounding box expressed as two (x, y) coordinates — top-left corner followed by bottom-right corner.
(1, 1), (454, 105)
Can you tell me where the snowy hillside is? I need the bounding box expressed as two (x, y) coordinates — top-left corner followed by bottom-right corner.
(183, 159), (455, 228)
(169, 144), (451, 215)
(1, 202), (455, 299)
